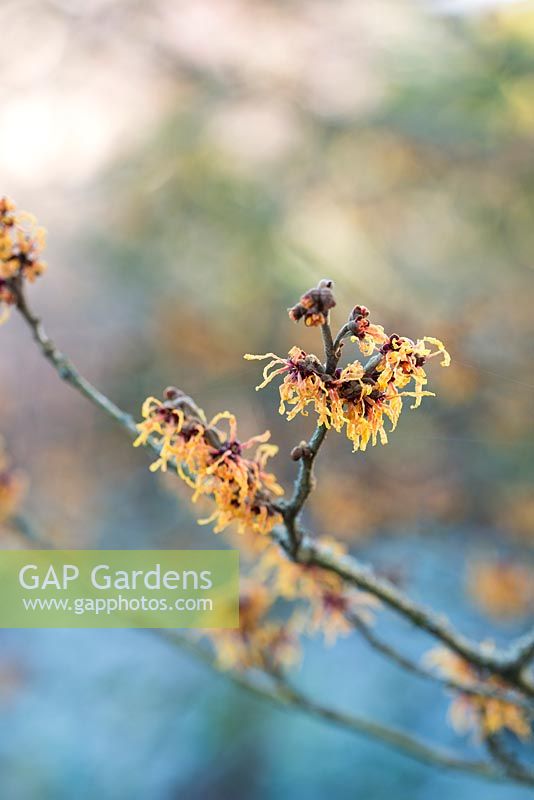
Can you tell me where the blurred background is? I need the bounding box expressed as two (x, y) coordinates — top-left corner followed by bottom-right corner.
(0, 0), (533, 797)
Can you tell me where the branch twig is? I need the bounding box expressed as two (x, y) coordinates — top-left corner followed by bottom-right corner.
(485, 734), (534, 786)
(295, 531), (534, 694)
(351, 616), (533, 714)
(12, 279), (139, 436)
(158, 631), (511, 785)
(280, 317), (339, 554)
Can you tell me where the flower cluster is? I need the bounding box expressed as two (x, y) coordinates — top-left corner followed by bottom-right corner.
(425, 647), (531, 740)
(0, 197), (46, 321)
(207, 537), (379, 671)
(134, 285), (446, 675)
(257, 538), (379, 644)
(246, 299), (450, 451)
(134, 387), (283, 535)
(206, 581), (300, 671)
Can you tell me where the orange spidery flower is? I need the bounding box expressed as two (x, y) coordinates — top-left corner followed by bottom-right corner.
(307, 585), (380, 645)
(0, 283), (13, 323)
(196, 412), (283, 535)
(246, 348), (408, 451)
(347, 305), (388, 356)
(134, 390), (283, 536)
(424, 647), (531, 740)
(245, 347), (333, 427)
(337, 371), (404, 451)
(206, 582), (300, 671)
(468, 560), (534, 621)
(257, 537), (348, 601)
(376, 334), (451, 409)
(245, 348), (400, 451)
(247, 304), (450, 452)
(133, 393), (210, 480)
(0, 197), (47, 322)
(256, 539), (380, 645)
(337, 332), (449, 450)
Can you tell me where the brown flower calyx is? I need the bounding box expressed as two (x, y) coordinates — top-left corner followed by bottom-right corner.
(347, 304), (371, 339)
(288, 279), (336, 327)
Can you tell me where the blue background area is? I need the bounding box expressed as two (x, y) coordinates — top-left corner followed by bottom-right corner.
(0, 534), (530, 799)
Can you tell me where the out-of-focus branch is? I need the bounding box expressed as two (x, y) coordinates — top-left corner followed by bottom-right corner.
(509, 630), (534, 671)
(351, 616), (533, 714)
(158, 631), (512, 785)
(486, 734), (534, 787)
(10, 504), (531, 717)
(294, 530), (534, 695)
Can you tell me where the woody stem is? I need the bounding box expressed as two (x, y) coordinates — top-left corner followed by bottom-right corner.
(282, 317), (341, 554)
(10, 278), (139, 436)
(321, 318), (338, 375)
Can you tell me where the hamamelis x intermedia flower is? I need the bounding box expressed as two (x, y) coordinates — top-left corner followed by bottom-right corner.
(424, 647), (531, 740)
(0, 442), (27, 524)
(0, 197), (47, 322)
(257, 538), (379, 644)
(246, 281), (450, 451)
(206, 581), (300, 671)
(134, 387), (283, 535)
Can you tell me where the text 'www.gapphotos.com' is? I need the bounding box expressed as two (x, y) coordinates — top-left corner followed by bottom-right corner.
(21, 595), (214, 616)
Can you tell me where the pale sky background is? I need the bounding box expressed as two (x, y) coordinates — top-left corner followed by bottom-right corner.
(0, 0), (531, 193)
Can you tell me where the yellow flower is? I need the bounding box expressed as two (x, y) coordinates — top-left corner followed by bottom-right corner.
(245, 347), (332, 425)
(306, 585), (380, 645)
(424, 647), (531, 740)
(0, 197), (47, 322)
(135, 390), (283, 536)
(257, 540), (380, 645)
(206, 581), (300, 671)
(376, 334), (450, 409)
(246, 327), (450, 452)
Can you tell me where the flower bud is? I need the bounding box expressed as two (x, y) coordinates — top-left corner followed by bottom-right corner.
(288, 279), (336, 327)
